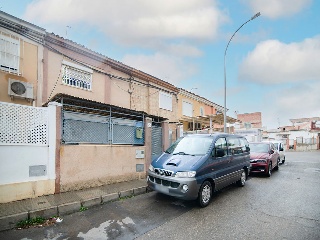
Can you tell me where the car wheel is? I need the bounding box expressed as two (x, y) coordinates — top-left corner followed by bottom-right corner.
(275, 159), (279, 170)
(282, 156), (286, 164)
(236, 170), (246, 187)
(266, 163), (272, 177)
(198, 180), (212, 208)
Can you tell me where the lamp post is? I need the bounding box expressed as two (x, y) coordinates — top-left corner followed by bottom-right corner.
(223, 12), (261, 133)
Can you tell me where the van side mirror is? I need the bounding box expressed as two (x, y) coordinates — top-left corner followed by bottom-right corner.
(215, 148), (225, 158)
(279, 148), (283, 151)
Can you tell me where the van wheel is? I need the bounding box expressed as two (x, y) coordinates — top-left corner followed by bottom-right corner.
(282, 157), (285, 164)
(198, 181), (212, 208)
(236, 170), (246, 187)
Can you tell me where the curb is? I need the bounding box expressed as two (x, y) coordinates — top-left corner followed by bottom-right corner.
(0, 186), (148, 232)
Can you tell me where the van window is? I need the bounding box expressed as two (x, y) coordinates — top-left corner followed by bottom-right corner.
(214, 138), (227, 157)
(227, 137), (243, 155)
(239, 137), (250, 152)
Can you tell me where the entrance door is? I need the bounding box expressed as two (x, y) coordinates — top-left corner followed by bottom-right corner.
(151, 124), (162, 161)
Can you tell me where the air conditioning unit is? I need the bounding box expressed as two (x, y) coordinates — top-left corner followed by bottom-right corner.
(8, 79), (34, 99)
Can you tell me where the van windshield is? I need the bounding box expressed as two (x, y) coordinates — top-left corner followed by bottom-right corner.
(165, 136), (213, 156)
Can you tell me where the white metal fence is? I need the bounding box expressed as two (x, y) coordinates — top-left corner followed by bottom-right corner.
(0, 102), (48, 145)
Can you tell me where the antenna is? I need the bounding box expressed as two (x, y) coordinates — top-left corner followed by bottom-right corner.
(66, 26), (71, 38)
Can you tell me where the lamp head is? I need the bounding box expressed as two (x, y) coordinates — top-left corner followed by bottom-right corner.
(251, 12), (261, 20)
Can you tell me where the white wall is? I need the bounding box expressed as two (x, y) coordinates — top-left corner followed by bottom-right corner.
(0, 146), (49, 184)
(0, 102), (58, 203)
(289, 130), (318, 139)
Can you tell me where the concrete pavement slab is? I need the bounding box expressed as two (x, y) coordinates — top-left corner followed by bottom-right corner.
(0, 179), (148, 232)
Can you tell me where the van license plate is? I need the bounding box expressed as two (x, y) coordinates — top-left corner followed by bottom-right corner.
(155, 184), (169, 193)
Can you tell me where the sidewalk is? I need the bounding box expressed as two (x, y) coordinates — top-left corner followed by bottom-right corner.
(0, 179), (148, 232)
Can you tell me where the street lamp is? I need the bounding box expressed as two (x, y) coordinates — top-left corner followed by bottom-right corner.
(223, 12), (261, 133)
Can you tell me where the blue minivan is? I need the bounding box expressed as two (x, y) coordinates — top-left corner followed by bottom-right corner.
(147, 133), (250, 207)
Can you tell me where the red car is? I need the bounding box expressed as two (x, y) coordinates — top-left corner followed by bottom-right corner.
(249, 142), (280, 177)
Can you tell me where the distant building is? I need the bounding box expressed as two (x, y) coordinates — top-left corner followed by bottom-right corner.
(237, 112), (262, 128)
(234, 112), (263, 142)
(263, 117), (320, 151)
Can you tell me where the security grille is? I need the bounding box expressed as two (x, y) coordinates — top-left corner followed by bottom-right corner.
(298, 137), (316, 145)
(151, 125), (162, 160)
(0, 102), (48, 145)
(62, 64), (92, 90)
(63, 119), (110, 144)
(112, 124), (135, 144)
(62, 111), (144, 145)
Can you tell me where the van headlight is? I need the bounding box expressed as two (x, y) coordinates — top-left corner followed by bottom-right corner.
(175, 171), (196, 178)
(149, 165), (154, 172)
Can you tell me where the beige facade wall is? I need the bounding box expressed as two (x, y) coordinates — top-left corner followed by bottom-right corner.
(0, 37), (39, 106)
(43, 48), (178, 123)
(177, 92), (218, 131)
(44, 51), (107, 104)
(59, 145), (147, 192)
(111, 78), (178, 123)
(0, 180), (55, 203)
(109, 73), (131, 108)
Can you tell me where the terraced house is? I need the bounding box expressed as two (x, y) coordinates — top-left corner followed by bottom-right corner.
(0, 10), (227, 203)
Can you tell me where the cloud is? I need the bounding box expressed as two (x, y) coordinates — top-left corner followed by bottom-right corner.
(24, 0), (227, 46)
(122, 53), (197, 85)
(239, 36), (320, 84)
(244, 0), (312, 19)
(262, 81), (320, 129)
(162, 43), (203, 57)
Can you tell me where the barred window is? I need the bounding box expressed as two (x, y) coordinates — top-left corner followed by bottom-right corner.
(62, 61), (92, 90)
(0, 33), (20, 74)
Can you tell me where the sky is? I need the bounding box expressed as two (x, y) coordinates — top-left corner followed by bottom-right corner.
(1, 0), (319, 129)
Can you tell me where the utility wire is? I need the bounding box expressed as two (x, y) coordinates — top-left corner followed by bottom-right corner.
(14, 30), (177, 100)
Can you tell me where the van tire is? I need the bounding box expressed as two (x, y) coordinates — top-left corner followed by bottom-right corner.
(236, 170), (246, 187)
(282, 157), (285, 164)
(198, 181), (212, 208)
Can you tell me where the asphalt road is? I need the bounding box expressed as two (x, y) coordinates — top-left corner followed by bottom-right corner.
(1, 151), (319, 240)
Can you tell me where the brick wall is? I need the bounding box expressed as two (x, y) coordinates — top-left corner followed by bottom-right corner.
(237, 112), (262, 128)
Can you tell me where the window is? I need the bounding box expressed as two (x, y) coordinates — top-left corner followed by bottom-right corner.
(182, 100), (193, 117)
(227, 137), (243, 155)
(159, 91), (172, 111)
(244, 122), (252, 129)
(200, 106), (204, 116)
(214, 138), (227, 157)
(0, 33), (20, 74)
(62, 61), (93, 90)
(239, 137), (249, 152)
